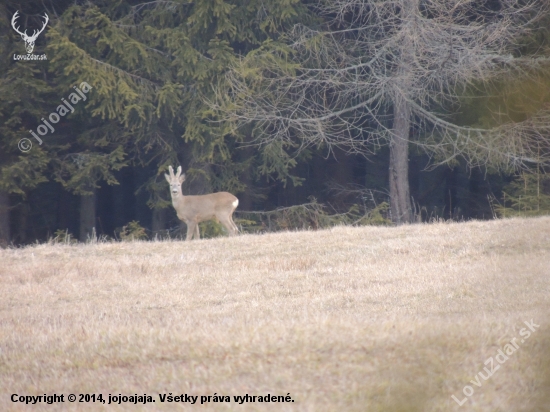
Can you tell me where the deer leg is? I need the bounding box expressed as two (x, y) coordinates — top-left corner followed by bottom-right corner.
(186, 221), (196, 241)
(219, 216), (236, 236)
(228, 214), (239, 234)
(194, 223), (200, 239)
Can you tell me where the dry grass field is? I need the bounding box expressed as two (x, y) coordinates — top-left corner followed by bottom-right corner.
(1, 217), (549, 411)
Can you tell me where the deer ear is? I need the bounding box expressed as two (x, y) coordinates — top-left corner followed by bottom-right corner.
(179, 173), (186, 184)
(164, 173), (171, 184)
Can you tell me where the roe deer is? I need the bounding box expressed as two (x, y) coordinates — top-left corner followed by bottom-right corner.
(165, 166), (239, 240)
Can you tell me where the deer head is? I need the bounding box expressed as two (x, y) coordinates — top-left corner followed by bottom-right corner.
(12, 11), (49, 54)
(164, 165), (185, 197)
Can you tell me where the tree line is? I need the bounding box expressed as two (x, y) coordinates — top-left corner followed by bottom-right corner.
(1, 0), (549, 245)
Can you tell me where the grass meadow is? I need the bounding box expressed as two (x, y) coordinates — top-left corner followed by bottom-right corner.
(1, 217), (549, 411)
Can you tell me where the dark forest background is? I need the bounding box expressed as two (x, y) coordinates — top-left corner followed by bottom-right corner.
(1, 0), (549, 245)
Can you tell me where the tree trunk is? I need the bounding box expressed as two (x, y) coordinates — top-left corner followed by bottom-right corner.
(57, 189), (73, 235)
(151, 207), (166, 238)
(79, 188), (97, 242)
(0, 191), (9, 247)
(238, 144), (255, 210)
(16, 203), (28, 244)
(389, 96), (413, 224)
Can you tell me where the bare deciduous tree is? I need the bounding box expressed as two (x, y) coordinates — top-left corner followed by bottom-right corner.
(215, 0), (550, 223)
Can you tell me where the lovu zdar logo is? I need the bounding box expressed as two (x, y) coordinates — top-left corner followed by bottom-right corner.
(11, 10), (48, 56)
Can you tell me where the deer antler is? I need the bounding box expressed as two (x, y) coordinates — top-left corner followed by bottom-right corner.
(11, 11), (26, 37)
(11, 11), (48, 41)
(27, 13), (49, 42)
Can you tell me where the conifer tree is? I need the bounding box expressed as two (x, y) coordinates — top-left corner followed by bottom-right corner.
(42, 0), (312, 237)
(0, 3), (53, 244)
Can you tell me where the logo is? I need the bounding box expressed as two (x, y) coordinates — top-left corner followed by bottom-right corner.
(11, 10), (48, 58)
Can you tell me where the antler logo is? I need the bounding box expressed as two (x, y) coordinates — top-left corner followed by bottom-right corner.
(11, 11), (49, 54)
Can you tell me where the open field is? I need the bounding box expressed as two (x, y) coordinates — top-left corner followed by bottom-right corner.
(1, 217), (549, 411)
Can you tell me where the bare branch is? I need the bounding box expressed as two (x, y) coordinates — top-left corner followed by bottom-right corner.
(213, 0), (550, 168)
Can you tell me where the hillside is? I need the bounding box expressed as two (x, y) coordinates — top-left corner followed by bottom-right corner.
(1, 217), (549, 411)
